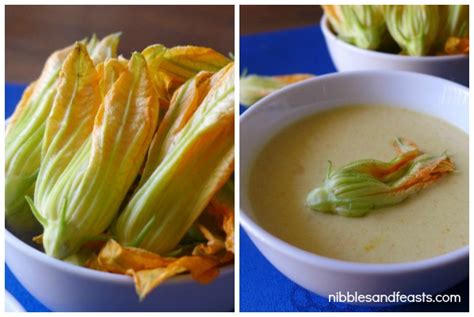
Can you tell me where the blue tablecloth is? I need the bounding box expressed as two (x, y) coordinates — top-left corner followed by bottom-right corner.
(239, 24), (469, 312)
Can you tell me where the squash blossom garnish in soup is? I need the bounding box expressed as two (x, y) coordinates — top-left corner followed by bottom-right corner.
(306, 138), (454, 217)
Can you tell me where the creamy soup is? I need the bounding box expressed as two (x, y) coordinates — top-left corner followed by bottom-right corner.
(248, 105), (468, 263)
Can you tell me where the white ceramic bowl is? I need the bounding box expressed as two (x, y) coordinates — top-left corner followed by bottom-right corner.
(321, 15), (469, 86)
(240, 70), (468, 305)
(6, 229), (234, 312)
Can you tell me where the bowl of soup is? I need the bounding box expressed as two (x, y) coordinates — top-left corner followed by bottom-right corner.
(240, 70), (468, 304)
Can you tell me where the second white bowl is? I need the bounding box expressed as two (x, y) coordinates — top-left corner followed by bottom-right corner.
(321, 15), (469, 86)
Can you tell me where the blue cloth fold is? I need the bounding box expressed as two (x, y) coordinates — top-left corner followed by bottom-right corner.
(6, 265), (49, 312)
(239, 24), (469, 312)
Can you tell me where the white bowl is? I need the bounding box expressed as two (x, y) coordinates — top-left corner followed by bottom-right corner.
(6, 229), (234, 312)
(240, 70), (468, 305)
(321, 15), (469, 86)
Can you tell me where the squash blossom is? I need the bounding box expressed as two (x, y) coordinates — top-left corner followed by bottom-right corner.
(114, 63), (235, 254)
(28, 51), (159, 259)
(240, 73), (313, 107)
(96, 57), (128, 98)
(5, 33), (121, 234)
(140, 71), (214, 185)
(383, 5), (440, 56)
(87, 32), (121, 65)
(323, 5), (387, 50)
(142, 44), (231, 109)
(438, 5), (469, 54)
(34, 43), (102, 219)
(306, 138), (454, 217)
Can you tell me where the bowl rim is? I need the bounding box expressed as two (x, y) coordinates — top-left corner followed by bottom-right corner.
(6, 228), (234, 285)
(320, 14), (468, 62)
(239, 70), (469, 275)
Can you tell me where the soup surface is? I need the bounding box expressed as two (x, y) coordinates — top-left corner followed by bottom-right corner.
(248, 105), (468, 263)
